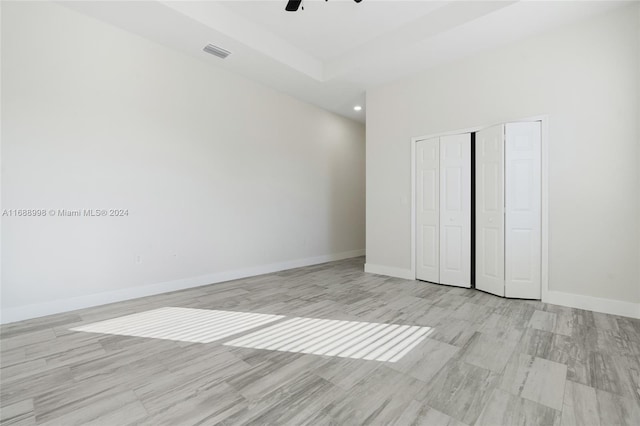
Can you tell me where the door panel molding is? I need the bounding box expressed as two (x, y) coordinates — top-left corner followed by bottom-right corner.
(505, 122), (541, 299)
(416, 138), (439, 283)
(475, 124), (505, 297)
(411, 116), (547, 302)
(439, 133), (471, 287)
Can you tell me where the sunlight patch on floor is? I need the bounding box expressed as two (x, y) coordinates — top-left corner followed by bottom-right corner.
(224, 317), (432, 362)
(72, 307), (432, 362)
(71, 307), (284, 343)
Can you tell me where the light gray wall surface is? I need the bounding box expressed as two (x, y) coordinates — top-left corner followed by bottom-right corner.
(366, 4), (640, 305)
(1, 1), (365, 321)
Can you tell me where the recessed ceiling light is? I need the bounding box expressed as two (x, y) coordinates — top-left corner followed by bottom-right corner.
(354, 105), (362, 111)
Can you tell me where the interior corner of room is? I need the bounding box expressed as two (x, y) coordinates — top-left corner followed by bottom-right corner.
(364, 2), (640, 319)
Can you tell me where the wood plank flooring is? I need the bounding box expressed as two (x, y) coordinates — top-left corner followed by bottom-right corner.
(1, 257), (639, 425)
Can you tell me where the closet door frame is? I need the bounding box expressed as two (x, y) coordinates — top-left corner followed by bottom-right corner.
(410, 115), (549, 301)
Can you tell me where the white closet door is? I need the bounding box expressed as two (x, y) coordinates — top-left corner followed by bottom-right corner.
(475, 125), (505, 296)
(439, 134), (471, 287)
(416, 138), (440, 283)
(505, 122), (541, 299)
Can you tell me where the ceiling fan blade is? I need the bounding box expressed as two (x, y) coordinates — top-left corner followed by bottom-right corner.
(285, 0), (302, 12)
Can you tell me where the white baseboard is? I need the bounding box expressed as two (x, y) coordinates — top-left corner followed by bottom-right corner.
(544, 290), (640, 319)
(0, 249), (365, 324)
(362, 265), (639, 319)
(364, 263), (414, 280)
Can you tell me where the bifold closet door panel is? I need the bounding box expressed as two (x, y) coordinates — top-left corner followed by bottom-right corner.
(505, 122), (542, 299)
(475, 125), (505, 297)
(439, 133), (471, 288)
(416, 138), (440, 283)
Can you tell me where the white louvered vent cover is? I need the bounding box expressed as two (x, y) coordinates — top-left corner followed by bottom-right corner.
(203, 44), (231, 59)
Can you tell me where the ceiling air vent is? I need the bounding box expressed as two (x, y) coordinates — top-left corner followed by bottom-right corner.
(203, 44), (231, 59)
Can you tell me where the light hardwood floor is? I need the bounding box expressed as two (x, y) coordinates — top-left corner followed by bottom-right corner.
(1, 257), (639, 425)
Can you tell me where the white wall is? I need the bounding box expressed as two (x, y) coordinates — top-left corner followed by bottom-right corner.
(366, 5), (640, 315)
(1, 1), (365, 323)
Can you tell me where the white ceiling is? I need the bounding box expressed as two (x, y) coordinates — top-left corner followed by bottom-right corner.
(222, 1), (447, 61)
(62, 0), (628, 123)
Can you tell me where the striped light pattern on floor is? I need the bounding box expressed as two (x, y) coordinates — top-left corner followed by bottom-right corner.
(71, 307), (284, 343)
(224, 317), (432, 362)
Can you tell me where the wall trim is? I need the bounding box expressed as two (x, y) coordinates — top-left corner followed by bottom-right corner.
(1, 249), (365, 324)
(544, 290), (640, 319)
(364, 263), (414, 280)
(365, 265), (640, 319)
